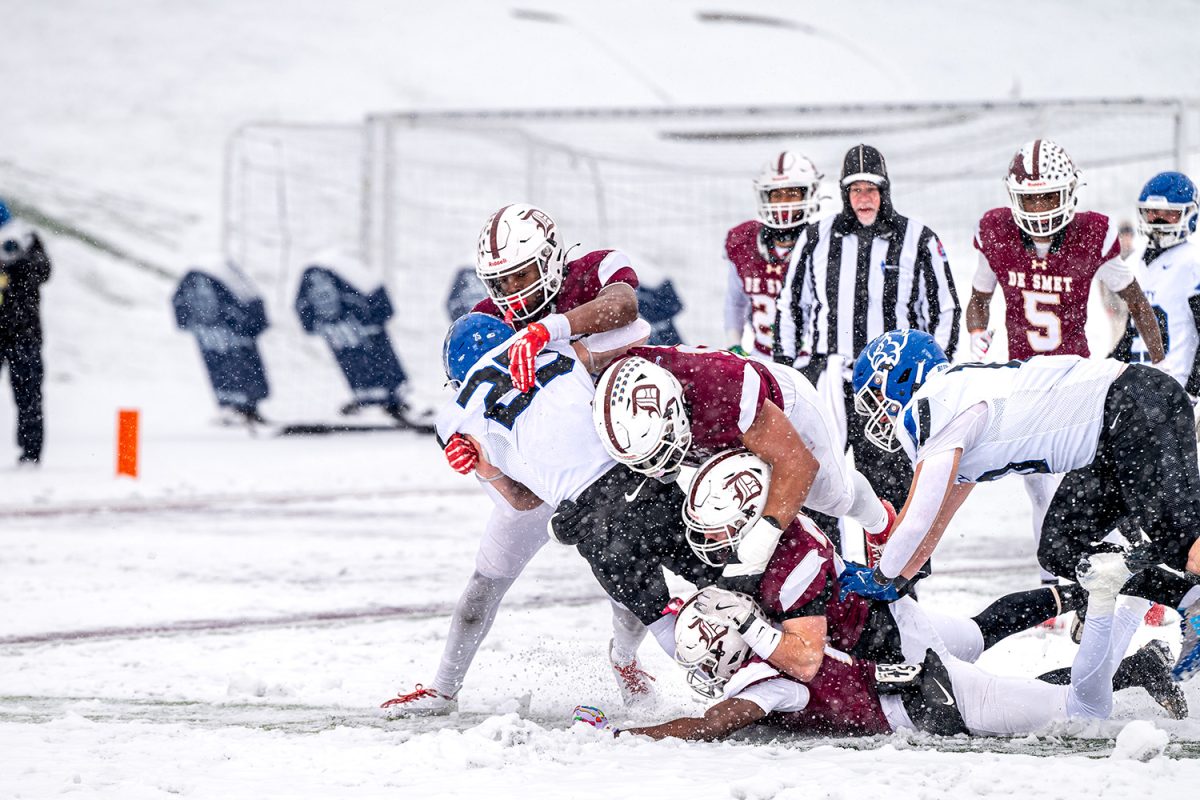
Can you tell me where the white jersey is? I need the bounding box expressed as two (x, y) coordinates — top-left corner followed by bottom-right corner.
(1129, 240), (1200, 388)
(436, 340), (613, 507)
(898, 356), (1124, 483)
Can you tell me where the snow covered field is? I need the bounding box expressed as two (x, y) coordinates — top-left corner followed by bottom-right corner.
(4, 1), (1200, 797)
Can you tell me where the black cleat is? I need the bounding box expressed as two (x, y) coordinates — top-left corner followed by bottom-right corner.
(1131, 639), (1189, 720)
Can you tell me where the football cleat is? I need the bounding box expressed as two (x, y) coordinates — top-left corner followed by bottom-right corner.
(864, 499), (897, 569)
(609, 640), (657, 707)
(1130, 640), (1189, 719)
(380, 684), (457, 718)
(1173, 600), (1200, 683)
(1070, 605), (1086, 645)
(1144, 603), (1169, 627)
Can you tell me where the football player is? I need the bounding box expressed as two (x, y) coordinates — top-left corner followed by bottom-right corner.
(965, 140), (1166, 593)
(1108, 171), (1200, 672)
(383, 313), (722, 717)
(848, 329), (1200, 680)
(381, 205), (652, 717)
(592, 345), (896, 582)
(724, 152), (822, 360)
(571, 451), (1181, 740)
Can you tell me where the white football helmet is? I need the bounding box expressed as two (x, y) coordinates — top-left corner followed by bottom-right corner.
(1004, 139), (1080, 237)
(593, 356), (692, 482)
(683, 449), (771, 566)
(475, 203), (567, 322)
(754, 151), (822, 230)
(674, 591), (756, 699)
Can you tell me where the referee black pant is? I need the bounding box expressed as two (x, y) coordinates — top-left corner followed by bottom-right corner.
(0, 339), (44, 463)
(1039, 365), (1200, 607)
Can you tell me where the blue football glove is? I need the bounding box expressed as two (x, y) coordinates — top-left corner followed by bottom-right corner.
(838, 562), (901, 603)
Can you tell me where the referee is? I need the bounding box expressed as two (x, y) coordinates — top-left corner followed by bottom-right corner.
(774, 144), (961, 538)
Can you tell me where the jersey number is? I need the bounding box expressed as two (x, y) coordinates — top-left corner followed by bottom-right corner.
(456, 351), (574, 429)
(1021, 290), (1062, 352)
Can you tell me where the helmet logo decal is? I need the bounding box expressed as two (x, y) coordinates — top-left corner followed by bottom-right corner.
(687, 615), (728, 653)
(724, 470), (764, 509)
(520, 207), (554, 237)
(632, 384), (661, 416)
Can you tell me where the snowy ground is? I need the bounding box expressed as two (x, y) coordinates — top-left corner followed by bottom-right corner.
(5, 1), (1200, 797)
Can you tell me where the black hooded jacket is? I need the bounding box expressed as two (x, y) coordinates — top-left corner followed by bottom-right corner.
(0, 233), (52, 344)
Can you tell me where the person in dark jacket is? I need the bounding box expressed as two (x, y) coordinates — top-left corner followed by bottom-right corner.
(0, 199), (52, 465)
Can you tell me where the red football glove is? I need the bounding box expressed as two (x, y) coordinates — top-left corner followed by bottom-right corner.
(443, 433), (479, 475)
(508, 322), (551, 393)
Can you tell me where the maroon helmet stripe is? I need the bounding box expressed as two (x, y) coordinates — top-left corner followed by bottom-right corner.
(1030, 140), (1042, 181)
(488, 204), (513, 259)
(601, 358), (629, 452)
(777, 153), (787, 175)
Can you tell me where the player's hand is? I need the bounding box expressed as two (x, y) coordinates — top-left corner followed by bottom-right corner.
(572, 705), (617, 734)
(443, 433), (479, 475)
(1187, 537), (1200, 577)
(721, 515), (784, 579)
(508, 322), (551, 392)
(969, 329), (993, 361)
(692, 587), (756, 629)
(838, 563), (900, 603)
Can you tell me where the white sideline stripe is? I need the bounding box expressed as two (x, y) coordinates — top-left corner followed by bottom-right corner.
(0, 486), (479, 519)
(0, 593), (606, 647)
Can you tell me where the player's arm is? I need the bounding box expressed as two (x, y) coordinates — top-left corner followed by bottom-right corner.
(451, 433), (542, 511)
(562, 282), (639, 336)
(741, 400), (818, 527)
(965, 250), (999, 360)
(770, 615), (829, 683)
(724, 260), (751, 349)
(622, 698), (766, 741)
(1118, 279), (1166, 363)
(876, 447), (969, 581)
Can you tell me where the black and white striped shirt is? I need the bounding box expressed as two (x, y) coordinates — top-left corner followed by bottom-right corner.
(775, 212), (961, 367)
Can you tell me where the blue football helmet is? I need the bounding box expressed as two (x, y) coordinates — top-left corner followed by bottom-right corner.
(852, 330), (948, 452)
(442, 312), (514, 387)
(1137, 171), (1198, 249)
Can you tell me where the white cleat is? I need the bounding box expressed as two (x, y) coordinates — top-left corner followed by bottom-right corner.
(609, 640), (657, 708)
(380, 684), (458, 718)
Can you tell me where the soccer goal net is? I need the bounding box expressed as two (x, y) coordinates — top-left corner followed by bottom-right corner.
(224, 99), (1200, 403)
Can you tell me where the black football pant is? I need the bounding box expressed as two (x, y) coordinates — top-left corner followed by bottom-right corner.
(549, 465), (722, 626)
(1039, 365), (1200, 606)
(0, 340), (44, 462)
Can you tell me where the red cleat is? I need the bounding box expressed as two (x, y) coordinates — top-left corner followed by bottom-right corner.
(1145, 603), (1169, 627)
(864, 499), (897, 569)
(380, 684), (457, 718)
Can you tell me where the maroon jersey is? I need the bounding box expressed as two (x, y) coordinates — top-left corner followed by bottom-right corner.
(974, 209), (1119, 359)
(473, 249), (639, 328)
(725, 221), (789, 357)
(627, 345), (783, 464)
(771, 657), (892, 736)
(756, 517), (871, 654)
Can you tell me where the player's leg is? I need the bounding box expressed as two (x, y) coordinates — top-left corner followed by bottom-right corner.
(608, 599), (658, 706)
(1037, 464), (1125, 583)
(1024, 472), (1065, 586)
(383, 498), (551, 717)
(1109, 368), (1200, 592)
(962, 583), (1087, 653)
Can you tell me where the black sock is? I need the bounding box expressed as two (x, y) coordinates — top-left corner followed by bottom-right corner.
(1123, 567), (1197, 608)
(1038, 651), (1143, 690)
(971, 584), (1085, 650)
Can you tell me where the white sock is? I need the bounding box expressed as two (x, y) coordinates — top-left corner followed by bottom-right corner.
(648, 615), (677, 659)
(432, 572), (513, 697)
(1067, 609), (1116, 719)
(1106, 596), (1151, 677)
(609, 600), (648, 665)
(848, 470), (887, 532)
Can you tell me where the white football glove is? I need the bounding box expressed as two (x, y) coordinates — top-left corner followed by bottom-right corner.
(969, 329), (993, 361)
(692, 587), (782, 660)
(721, 515), (784, 579)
